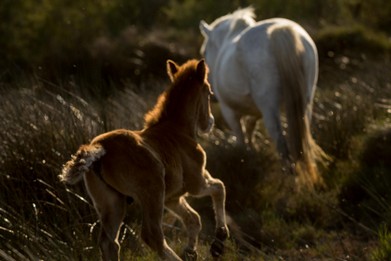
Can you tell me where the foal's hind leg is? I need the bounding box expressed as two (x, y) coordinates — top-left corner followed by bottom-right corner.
(84, 171), (126, 261)
(193, 170), (229, 258)
(166, 197), (202, 260)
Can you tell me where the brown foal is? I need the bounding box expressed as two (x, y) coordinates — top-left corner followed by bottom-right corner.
(59, 59), (229, 260)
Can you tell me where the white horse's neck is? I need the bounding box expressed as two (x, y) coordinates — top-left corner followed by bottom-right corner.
(227, 18), (253, 39)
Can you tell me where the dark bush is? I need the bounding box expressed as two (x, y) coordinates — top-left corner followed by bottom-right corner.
(316, 25), (391, 59)
(339, 128), (391, 229)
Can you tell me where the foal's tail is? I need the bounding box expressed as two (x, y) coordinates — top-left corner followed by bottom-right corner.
(59, 144), (106, 185)
(269, 24), (327, 190)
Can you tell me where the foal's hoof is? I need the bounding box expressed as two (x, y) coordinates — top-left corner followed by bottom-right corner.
(210, 227), (229, 258)
(182, 247), (197, 261)
(210, 239), (224, 258)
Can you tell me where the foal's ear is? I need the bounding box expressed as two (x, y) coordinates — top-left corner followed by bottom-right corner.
(196, 59), (208, 82)
(167, 60), (179, 82)
(200, 20), (211, 37)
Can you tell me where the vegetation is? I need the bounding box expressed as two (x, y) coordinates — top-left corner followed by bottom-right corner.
(1, 0), (390, 260)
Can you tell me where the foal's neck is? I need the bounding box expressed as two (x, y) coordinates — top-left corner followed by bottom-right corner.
(144, 88), (199, 138)
(152, 111), (199, 140)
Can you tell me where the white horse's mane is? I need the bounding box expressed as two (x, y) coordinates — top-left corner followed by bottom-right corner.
(210, 6), (256, 29)
(231, 6), (256, 21)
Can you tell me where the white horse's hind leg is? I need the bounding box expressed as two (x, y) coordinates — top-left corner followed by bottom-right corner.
(220, 104), (245, 145)
(257, 101), (293, 172)
(165, 197), (201, 260)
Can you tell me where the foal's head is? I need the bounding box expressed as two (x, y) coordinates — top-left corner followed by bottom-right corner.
(145, 59), (214, 135)
(167, 59), (214, 134)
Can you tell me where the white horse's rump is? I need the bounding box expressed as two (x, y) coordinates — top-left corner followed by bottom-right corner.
(200, 7), (327, 189)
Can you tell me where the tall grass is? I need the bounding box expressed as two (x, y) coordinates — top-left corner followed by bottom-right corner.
(371, 225), (391, 261)
(0, 52), (390, 260)
(0, 79), (154, 259)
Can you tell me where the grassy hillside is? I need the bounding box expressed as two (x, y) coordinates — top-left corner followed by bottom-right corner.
(1, 0), (391, 260)
(0, 52), (390, 260)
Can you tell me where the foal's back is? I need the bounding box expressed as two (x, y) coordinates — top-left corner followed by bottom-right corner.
(90, 125), (207, 200)
(90, 129), (165, 199)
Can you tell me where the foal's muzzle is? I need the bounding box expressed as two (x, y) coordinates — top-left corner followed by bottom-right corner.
(204, 114), (215, 133)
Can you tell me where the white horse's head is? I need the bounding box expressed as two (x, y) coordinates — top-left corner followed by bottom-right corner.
(199, 7), (256, 79)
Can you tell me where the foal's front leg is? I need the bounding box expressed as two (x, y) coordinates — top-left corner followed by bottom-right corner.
(139, 189), (182, 261)
(166, 197), (201, 260)
(194, 170), (229, 258)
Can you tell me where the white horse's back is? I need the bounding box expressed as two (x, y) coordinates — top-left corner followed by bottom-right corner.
(238, 18), (318, 101)
(200, 8), (327, 190)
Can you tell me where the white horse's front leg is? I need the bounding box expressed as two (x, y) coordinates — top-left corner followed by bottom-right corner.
(241, 115), (259, 147)
(220, 104), (245, 145)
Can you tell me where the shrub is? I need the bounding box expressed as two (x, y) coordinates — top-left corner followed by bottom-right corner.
(316, 25), (391, 58)
(339, 128), (391, 229)
(371, 225), (391, 261)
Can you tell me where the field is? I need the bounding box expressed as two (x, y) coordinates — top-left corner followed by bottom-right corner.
(1, 1), (391, 260)
(1, 48), (390, 261)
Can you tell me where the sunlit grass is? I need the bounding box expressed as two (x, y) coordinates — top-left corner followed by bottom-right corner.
(316, 24), (391, 57)
(0, 54), (390, 260)
(0, 80), (152, 260)
(371, 225), (391, 261)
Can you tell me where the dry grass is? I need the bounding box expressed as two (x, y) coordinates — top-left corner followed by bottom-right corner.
(0, 53), (390, 260)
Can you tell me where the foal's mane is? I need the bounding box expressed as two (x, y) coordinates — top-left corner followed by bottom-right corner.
(144, 60), (204, 128)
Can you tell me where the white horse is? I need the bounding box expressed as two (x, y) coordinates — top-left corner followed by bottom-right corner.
(200, 7), (327, 189)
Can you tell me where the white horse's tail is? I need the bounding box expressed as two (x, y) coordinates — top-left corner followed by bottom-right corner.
(269, 24), (326, 190)
(59, 144), (106, 185)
